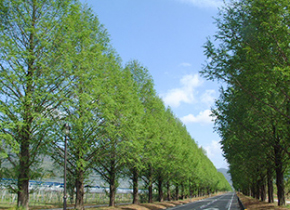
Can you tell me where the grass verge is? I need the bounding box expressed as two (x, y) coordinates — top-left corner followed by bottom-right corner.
(0, 194), (215, 210)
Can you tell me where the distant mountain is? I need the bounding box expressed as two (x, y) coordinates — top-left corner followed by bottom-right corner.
(217, 168), (232, 186)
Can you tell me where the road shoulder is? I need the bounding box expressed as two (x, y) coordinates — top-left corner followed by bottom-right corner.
(237, 193), (290, 210)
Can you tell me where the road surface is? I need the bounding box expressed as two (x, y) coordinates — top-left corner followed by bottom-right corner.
(168, 192), (241, 210)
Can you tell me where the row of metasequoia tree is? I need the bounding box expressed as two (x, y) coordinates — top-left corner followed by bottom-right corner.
(201, 0), (290, 206)
(0, 0), (231, 210)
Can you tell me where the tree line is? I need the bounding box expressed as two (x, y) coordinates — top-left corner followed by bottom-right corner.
(0, 0), (231, 210)
(201, 0), (290, 206)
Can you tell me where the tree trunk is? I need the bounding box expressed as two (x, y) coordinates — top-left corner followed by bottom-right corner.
(109, 170), (116, 206)
(273, 125), (285, 206)
(275, 159), (285, 206)
(166, 181), (171, 201)
(251, 185), (256, 199)
(175, 185), (179, 200)
(148, 166), (153, 203)
(17, 4), (36, 206)
(157, 175), (163, 202)
(181, 184), (185, 199)
(261, 182), (266, 201)
(75, 169), (84, 210)
(207, 187), (210, 196)
(255, 183), (260, 200)
(132, 167), (139, 204)
(16, 0), (39, 207)
(189, 183), (194, 198)
(267, 169), (274, 203)
(17, 139), (30, 210)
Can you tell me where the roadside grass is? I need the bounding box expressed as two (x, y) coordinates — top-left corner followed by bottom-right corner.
(0, 203), (11, 210)
(0, 202), (63, 210)
(0, 194), (215, 210)
(237, 193), (290, 210)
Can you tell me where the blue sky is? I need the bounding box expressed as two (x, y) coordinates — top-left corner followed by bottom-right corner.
(80, 0), (228, 169)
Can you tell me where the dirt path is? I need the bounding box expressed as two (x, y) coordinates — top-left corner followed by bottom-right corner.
(237, 193), (290, 210)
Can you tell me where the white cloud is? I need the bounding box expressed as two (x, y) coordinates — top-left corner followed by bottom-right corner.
(162, 74), (203, 108)
(162, 89), (191, 107)
(179, 62), (192, 67)
(200, 89), (216, 106)
(178, 0), (224, 9)
(204, 140), (229, 169)
(180, 109), (214, 124)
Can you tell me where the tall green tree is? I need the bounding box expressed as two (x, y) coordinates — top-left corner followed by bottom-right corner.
(140, 95), (166, 203)
(124, 60), (155, 204)
(93, 64), (144, 206)
(201, 0), (290, 205)
(48, 4), (117, 209)
(0, 0), (77, 208)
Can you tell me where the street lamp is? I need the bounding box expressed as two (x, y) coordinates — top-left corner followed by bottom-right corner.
(63, 123), (70, 210)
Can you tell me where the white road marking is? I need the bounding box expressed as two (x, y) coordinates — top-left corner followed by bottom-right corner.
(226, 193), (234, 210)
(200, 194), (227, 209)
(204, 208), (219, 210)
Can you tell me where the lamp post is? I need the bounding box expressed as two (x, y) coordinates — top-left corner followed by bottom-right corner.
(63, 123), (70, 210)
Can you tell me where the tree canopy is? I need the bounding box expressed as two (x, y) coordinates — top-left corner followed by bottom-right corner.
(0, 0), (231, 209)
(201, 0), (290, 206)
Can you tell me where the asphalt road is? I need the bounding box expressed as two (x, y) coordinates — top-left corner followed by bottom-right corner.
(168, 192), (241, 210)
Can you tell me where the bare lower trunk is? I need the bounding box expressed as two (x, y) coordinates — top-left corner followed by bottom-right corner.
(252, 185), (256, 198)
(267, 170), (274, 203)
(261, 182), (266, 202)
(132, 168), (139, 204)
(17, 176), (29, 210)
(175, 185), (179, 200)
(166, 181), (171, 201)
(273, 125), (285, 206)
(181, 184), (185, 199)
(157, 175), (163, 202)
(109, 170), (116, 206)
(75, 169), (85, 210)
(148, 183), (153, 203)
(255, 183), (260, 200)
(189, 183), (194, 198)
(276, 163), (285, 206)
(17, 141), (30, 210)
(148, 166), (153, 203)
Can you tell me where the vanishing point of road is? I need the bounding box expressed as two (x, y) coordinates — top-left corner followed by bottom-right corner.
(168, 192), (242, 210)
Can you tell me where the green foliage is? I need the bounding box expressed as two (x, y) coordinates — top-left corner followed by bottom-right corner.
(0, 0), (81, 208)
(1, 0), (231, 208)
(201, 0), (290, 205)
